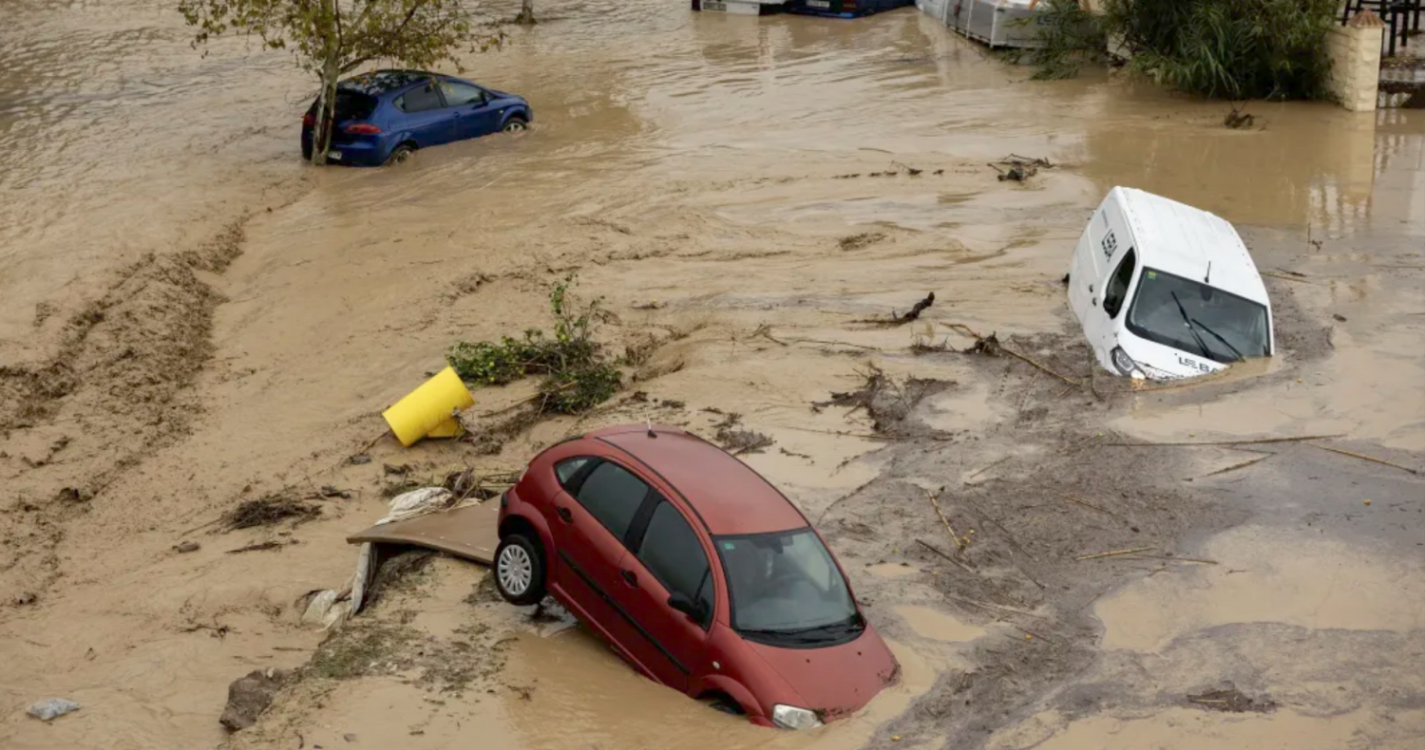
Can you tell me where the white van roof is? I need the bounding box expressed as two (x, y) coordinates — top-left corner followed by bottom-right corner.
(1111, 187), (1270, 307)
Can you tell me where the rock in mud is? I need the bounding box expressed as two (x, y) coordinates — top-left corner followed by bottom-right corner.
(28, 698), (81, 721)
(219, 668), (291, 731)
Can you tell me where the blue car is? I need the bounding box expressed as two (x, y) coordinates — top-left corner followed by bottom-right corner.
(300, 70), (533, 166)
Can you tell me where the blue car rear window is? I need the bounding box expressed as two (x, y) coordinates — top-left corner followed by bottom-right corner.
(307, 92), (376, 122)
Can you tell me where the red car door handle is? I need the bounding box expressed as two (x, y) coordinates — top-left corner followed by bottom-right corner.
(621, 569), (638, 587)
(556, 506), (573, 523)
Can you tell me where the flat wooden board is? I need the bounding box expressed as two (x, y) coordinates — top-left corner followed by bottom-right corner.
(346, 502), (501, 565)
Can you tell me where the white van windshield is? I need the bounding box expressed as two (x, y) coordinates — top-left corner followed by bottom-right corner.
(1127, 268), (1270, 364)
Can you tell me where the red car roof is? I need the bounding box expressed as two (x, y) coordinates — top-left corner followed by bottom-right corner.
(590, 425), (809, 536)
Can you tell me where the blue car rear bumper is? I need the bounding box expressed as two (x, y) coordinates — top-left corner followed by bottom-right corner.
(300, 130), (389, 167)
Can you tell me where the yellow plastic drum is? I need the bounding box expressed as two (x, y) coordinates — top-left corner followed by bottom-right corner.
(383, 367), (475, 447)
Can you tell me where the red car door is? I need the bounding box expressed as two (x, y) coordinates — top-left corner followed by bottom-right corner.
(611, 495), (718, 692)
(547, 459), (663, 677)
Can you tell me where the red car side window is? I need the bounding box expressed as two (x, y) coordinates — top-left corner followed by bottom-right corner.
(636, 501), (714, 628)
(554, 456), (595, 490)
(572, 461), (648, 541)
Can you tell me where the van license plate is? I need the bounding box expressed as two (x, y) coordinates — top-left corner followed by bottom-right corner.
(704, 0), (727, 9)
(327, 151), (342, 161)
(808, 1), (831, 7)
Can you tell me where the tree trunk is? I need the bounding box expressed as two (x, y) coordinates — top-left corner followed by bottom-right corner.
(311, 0), (341, 166)
(312, 54), (340, 166)
(515, 0), (536, 24)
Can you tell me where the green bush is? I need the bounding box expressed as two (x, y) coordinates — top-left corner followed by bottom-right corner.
(1021, 0), (1338, 100)
(1018, 0), (1109, 80)
(1106, 0), (1338, 99)
(446, 276), (620, 415)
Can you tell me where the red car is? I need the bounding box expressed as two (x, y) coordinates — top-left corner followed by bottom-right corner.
(494, 424), (899, 728)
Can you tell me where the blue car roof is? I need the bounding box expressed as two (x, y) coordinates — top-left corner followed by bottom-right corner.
(339, 70), (444, 97)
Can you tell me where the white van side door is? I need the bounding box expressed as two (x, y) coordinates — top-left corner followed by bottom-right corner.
(1095, 246), (1140, 364)
(1079, 207), (1120, 355)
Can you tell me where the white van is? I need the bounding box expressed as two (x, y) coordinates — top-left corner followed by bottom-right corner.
(1067, 187), (1274, 380)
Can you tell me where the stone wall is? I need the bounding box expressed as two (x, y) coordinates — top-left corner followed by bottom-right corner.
(1326, 11), (1385, 112)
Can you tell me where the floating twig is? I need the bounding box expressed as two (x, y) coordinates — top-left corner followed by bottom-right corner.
(1311, 444), (1420, 476)
(1076, 546), (1155, 561)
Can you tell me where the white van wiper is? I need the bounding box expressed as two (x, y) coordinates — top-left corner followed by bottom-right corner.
(1191, 318), (1245, 362)
(1170, 292), (1212, 359)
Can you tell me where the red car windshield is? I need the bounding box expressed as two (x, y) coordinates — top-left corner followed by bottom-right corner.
(716, 529), (860, 646)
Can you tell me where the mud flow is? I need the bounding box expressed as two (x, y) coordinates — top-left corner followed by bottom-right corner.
(2, 0), (1423, 749)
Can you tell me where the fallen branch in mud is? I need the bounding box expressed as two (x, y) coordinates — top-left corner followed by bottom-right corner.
(226, 540), (292, 554)
(1076, 546), (1155, 561)
(812, 364), (952, 439)
(753, 325), (886, 352)
(1062, 495), (1120, 518)
(1125, 554), (1218, 565)
(915, 539), (975, 574)
(941, 592), (1047, 619)
(1198, 454), (1274, 478)
(962, 499), (1045, 588)
(777, 424), (897, 441)
(924, 488), (969, 555)
(940, 323), (1081, 385)
(223, 494), (322, 531)
(1260, 270), (1315, 285)
(1187, 687), (1276, 713)
(859, 293), (936, 327)
(1310, 444), (1420, 476)
(1105, 434), (1344, 448)
(989, 154), (1053, 182)
(966, 455), (1012, 481)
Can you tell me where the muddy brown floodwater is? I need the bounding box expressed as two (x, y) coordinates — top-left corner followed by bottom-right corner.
(2, 0), (1423, 749)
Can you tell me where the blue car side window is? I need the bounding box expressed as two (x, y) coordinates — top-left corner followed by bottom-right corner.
(440, 82), (486, 107)
(397, 84), (443, 114)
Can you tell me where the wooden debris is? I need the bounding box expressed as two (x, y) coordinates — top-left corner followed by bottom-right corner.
(1127, 555), (1219, 565)
(1104, 434), (1344, 448)
(924, 488), (966, 554)
(1063, 496), (1119, 518)
(1198, 454), (1273, 478)
(1261, 271), (1315, 285)
(941, 592), (1047, 619)
(915, 539), (974, 574)
(1076, 546), (1155, 561)
(1311, 444), (1419, 476)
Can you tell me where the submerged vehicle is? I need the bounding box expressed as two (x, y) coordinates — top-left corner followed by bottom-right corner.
(300, 70), (532, 166)
(493, 424), (898, 728)
(1067, 187), (1274, 380)
(915, 0), (1046, 49)
(691, 0), (913, 17)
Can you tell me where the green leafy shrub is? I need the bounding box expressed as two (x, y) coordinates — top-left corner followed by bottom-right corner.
(446, 276), (620, 414)
(1020, 0), (1338, 100)
(1107, 0), (1338, 100)
(1015, 0), (1109, 80)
